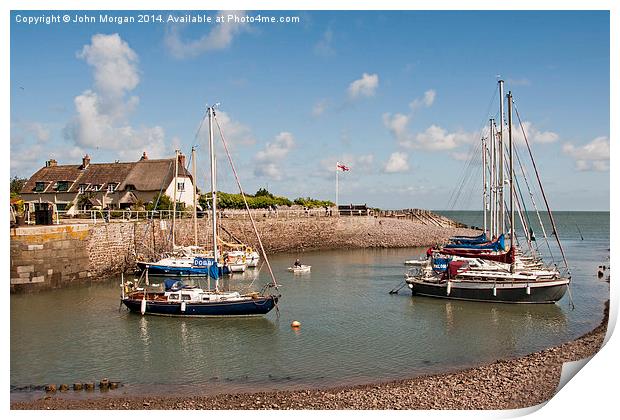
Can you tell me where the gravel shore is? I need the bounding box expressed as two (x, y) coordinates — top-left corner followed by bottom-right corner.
(11, 301), (608, 410)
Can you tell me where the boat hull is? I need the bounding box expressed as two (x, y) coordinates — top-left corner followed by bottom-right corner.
(122, 295), (278, 317)
(407, 279), (568, 304)
(136, 262), (230, 276)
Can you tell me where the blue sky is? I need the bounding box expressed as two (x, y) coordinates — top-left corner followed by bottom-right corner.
(9, 10), (610, 210)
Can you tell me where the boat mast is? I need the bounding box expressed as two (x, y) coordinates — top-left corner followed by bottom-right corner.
(172, 149), (179, 248)
(208, 106), (219, 290)
(490, 120), (496, 238)
(191, 146), (198, 247)
(483, 121), (490, 236)
(498, 79), (505, 236)
(507, 90), (515, 273)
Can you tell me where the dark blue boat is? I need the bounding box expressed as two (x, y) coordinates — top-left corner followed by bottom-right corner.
(122, 293), (278, 317)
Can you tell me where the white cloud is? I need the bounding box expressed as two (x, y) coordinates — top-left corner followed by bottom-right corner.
(207, 110), (255, 146)
(383, 113), (476, 152)
(347, 73), (379, 99)
(254, 132), (295, 180)
(77, 33), (139, 110)
(562, 136), (610, 171)
(165, 11), (250, 59)
(413, 125), (476, 151)
(314, 29), (335, 57)
(409, 89), (436, 109)
(65, 33), (169, 160)
(382, 112), (410, 139)
(384, 152), (410, 173)
(513, 121), (559, 144)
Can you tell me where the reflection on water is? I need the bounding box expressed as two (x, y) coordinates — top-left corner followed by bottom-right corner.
(11, 240), (607, 401)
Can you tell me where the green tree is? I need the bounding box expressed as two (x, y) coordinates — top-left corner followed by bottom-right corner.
(10, 176), (28, 195)
(255, 188), (274, 198)
(145, 193), (180, 211)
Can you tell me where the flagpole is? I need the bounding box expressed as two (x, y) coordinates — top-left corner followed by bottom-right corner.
(335, 161), (339, 213)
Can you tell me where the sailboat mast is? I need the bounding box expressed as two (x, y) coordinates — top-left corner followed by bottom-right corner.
(208, 106), (219, 288)
(490, 120), (496, 238)
(172, 149), (179, 248)
(498, 79), (505, 235)
(482, 130), (487, 235)
(507, 91), (515, 273)
(191, 146), (198, 247)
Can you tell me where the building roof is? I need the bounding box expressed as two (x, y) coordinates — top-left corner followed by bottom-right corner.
(21, 156), (192, 195)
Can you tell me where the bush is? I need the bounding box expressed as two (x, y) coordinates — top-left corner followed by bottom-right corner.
(293, 197), (335, 208)
(200, 191), (293, 209)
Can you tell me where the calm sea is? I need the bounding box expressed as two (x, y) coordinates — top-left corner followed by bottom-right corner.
(10, 211), (609, 401)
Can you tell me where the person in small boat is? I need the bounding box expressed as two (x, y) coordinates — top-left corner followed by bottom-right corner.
(294, 258), (302, 267)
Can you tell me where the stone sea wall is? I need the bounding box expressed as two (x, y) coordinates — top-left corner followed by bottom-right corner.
(10, 216), (478, 293)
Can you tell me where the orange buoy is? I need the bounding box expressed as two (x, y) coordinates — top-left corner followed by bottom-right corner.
(291, 320), (301, 328)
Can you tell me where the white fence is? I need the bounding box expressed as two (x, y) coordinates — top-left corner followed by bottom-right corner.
(54, 207), (337, 224)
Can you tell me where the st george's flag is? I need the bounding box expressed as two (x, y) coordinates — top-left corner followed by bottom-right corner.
(336, 161), (350, 171)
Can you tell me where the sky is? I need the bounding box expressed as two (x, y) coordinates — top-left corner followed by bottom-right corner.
(9, 9), (610, 210)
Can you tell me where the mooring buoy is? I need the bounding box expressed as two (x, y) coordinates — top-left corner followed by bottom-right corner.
(291, 320), (301, 328)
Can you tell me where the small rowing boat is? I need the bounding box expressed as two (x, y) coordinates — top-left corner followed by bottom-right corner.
(288, 265), (311, 274)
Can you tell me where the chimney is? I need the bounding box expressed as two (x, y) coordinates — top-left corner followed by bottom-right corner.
(46, 159), (57, 167)
(178, 153), (186, 169)
(81, 154), (91, 169)
(140, 151), (148, 161)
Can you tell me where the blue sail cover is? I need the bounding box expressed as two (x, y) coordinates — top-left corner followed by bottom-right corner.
(450, 233), (488, 245)
(443, 234), (505, 251)
(192, 257), (220, 279)
(450, 232), (487, 242)
(432, 257), (451, 273)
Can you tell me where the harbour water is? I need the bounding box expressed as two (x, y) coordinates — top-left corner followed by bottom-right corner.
(10, 211), (609, 401)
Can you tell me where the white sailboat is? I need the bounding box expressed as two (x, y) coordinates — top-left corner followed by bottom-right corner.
(122, 105), (280, 316)
(405, 81), (571, 304)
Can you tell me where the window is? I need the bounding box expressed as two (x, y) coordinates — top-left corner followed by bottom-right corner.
(177, 181), (185, 192)
(79, 184), (87, 194)
(91, 184), (101, 191)
(35, 182), (46, 192)
(126, 184), (135, 191)
(107, 183), (117, 193)
(181, 294), (191, 301)
(169, 294), (179, 300)
(56, 181), (69, 192)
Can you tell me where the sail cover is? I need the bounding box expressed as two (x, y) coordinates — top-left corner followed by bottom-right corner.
(450, 232), (487, 243)
(443, 234), (505, 251)
(193, 257), (220, 279)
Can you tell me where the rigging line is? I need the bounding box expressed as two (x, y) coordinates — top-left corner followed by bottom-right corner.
(448, 140), (482, 210)
(513, 101), (570, 273)
(213, 113), (279, 292)
(500, 129), (554, 263)
(512, 176), (535, 254)
(515, 154), (547, 259)
(445, 84), (498, 210)
(513, 142), (554, 261)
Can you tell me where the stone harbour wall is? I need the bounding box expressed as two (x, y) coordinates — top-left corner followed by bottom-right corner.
(10, 225), (91, 293)
(10, 216), (478, 293)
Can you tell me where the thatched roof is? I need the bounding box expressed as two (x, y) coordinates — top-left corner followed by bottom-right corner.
(21, 155), (192, 194)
